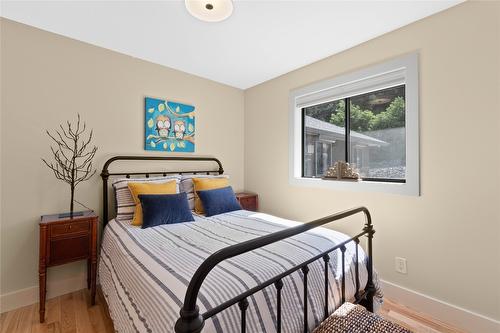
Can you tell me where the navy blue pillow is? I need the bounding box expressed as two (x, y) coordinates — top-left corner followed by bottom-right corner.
(138, 192), (194, 229)
(196, 186), (242, 217)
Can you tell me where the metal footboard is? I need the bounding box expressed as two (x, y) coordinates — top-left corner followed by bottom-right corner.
(175, 206), (376, 333)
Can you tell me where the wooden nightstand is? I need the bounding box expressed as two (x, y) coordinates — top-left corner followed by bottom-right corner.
(236, 192), (258, 211)
(39, 210), (98, 323)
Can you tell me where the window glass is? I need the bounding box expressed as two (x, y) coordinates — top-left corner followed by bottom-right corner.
(303, 100), (346, 177)
(348, 85), (405, 180)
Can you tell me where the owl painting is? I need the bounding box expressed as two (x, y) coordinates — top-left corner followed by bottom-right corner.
(155, 115), (171, 138)
(145, 97), (195, 152)
(174, 120), (186, 140)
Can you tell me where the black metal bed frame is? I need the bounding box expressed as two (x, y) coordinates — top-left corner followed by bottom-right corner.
(100, 155), (375, 333)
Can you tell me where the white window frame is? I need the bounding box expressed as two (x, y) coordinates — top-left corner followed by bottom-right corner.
(289, 53), (420, 196)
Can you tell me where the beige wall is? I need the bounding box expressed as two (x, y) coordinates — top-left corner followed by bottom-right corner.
(2, 0), (500, 324)
(245, 1), (500, 321)
(0, 19), (244, 298)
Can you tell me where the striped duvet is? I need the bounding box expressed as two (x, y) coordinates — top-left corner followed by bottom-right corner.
(98, 210), (382, 333)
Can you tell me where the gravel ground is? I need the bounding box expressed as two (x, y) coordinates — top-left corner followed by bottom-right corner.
(365, 166), (406, 179)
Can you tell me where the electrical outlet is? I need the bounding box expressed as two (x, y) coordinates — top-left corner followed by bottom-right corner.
(395, 257), (407, 274)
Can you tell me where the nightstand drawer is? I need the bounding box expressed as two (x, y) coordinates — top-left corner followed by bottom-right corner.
(50, 220), (89, 237)
(49, 235), (89, 265)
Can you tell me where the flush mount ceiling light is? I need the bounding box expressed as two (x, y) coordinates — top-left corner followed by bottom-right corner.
(185, 0), (233, 22)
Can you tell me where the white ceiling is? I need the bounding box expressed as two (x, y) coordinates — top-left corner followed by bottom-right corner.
(1, 0), (462, 89)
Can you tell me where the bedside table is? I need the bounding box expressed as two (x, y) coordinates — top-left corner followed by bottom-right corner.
(236, 192), (258, 211)
(39, 210), (98, 323)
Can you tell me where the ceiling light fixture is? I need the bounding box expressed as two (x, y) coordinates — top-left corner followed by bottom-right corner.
(185, 0), (233, 22)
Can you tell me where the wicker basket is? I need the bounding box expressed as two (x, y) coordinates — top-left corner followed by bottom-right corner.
(312, 302), (413, 333)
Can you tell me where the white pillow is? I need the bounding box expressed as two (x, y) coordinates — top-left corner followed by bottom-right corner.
(112, 175), (181, 222)
(180, 174), (229, 210)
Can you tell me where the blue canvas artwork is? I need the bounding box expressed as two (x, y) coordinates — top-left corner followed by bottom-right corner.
(145, 97), (195, 152)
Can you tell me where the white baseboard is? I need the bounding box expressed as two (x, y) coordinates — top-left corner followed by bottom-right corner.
(0, 274), (87, 313)
(381, 279), (500, 333)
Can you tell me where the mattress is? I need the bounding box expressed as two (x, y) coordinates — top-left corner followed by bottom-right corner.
(98, 210), (382, 333)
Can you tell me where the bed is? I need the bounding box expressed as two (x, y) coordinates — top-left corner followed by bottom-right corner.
(99, 156), (382, 333)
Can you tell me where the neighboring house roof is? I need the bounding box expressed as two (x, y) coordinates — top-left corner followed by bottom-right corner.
(304, 116), (388, 147)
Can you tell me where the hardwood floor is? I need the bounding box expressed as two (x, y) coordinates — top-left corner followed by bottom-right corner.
(0, 289), (113, 333)
(379, 298), (466, 333)
(1, 289), (465, 333)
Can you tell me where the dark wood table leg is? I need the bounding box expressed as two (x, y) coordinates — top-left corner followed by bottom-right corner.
(90, 219), (97, 305)
(39, 225), (47, 323)
(38, 269), (46, 323)
(87, 259), (91, 289)
(90, 260), (97, 305)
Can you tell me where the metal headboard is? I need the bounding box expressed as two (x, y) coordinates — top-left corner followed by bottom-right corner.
(100, 155), (224, 227)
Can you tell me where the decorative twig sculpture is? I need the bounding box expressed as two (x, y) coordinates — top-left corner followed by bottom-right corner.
(322, 161), (360, 181)
(41, 114), (98, 216)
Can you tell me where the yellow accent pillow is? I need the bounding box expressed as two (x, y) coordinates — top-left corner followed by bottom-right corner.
(193, 178), (230, 214)
(128, 180), (177, 226)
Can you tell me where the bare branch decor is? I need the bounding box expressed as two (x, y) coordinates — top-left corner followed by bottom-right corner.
(41, 114), (98, 216)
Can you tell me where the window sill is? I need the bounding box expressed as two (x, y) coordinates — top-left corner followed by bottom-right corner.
(289, 176), (419, 196)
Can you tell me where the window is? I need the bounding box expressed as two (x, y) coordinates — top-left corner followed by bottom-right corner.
(303, 85), (406, 182)
(290, 53), (419, 195)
